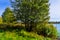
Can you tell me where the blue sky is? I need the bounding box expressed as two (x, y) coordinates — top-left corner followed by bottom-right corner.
(0, 0), (60, 21)
(0, 0), (11, 16)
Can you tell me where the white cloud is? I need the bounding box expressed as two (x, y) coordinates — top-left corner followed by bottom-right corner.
(49, 0), (60, 21)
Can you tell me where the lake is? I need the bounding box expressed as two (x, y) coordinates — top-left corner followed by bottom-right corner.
(54, 24), (60, 32)
(54, 24), (60, 37)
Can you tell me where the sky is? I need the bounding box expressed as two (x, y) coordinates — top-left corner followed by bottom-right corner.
(49, 0), (60, 21)
(0, 0), (60, 21)
(0, 0), (11, 16)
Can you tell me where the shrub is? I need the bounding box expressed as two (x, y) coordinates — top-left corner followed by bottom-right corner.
(17, 30), (45, 40)
(18, 30), (39, 38)
(0, 29), (52, 40)
(45, 37), (52, 40)
(0, 23), (25, 31)
(36, 23), (57, 38)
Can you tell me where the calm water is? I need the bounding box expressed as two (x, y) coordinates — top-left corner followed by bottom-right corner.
(54, 24), (60, 32)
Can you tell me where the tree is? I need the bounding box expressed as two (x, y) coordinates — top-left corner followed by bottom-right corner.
(0, 17), (3, 24)
(2, 7), (16, 23)
(10, 0), (50, 31)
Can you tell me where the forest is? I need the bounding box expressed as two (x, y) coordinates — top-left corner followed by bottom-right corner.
(0, 0), (57, 40)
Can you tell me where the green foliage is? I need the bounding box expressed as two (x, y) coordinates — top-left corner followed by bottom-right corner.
(0, 23), (25, 31)
(0, 22), (57, 39)
(45, 37), (52, 40)
(0, 0), (57, 40)
(11, 0), (50, 32)
(11, 0), (49, 22)
(0, 30), (52, 40)
(19, 30), (41, 38)
(0, 17), (3, 24)
(2, 7), (16, 23)
(36, 23), (57, 38)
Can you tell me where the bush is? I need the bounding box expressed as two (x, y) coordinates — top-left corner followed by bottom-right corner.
(36, 23), (57, 38)
(0, 22), (57, 39)
(0, 23), (25, 30)
(0, 28), (52, 40)
(18, 30), (40, 38)
(16, 30), (46, 40)
(45, 37), (52, 40)
(17, 30), (52, 40)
